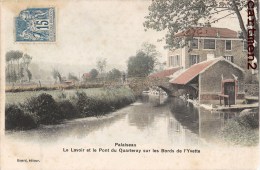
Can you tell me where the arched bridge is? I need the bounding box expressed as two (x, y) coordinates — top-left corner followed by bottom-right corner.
(127, 77), (172, 96)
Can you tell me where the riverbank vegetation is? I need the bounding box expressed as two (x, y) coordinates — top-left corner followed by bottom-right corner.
(219, 109), (259, 146)
(6, 83), (104, 93)
(5, 87), (135, 130)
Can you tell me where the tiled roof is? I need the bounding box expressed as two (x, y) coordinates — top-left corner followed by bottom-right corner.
(148, 67), (181, 78)
(169, 57), (244, 85)
(175, 27), (238, 38)
(169, 59), (217, 85)
(82, 73), (91, 77)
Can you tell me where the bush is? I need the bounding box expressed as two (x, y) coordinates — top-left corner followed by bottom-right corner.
(23, 93), (62, 124)
(237, 110), (259, 128)
(219, 120), (259, 146)
(75, 92), (97, 117)
(57, 100), (79, 119)
(5, 87), (135, 130)
(5, 104), (39, 130)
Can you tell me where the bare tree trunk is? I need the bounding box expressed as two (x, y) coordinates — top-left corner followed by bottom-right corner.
(231, 0), (247, 39)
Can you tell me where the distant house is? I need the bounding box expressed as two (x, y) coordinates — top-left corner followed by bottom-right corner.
(167, 27), (248, 72)
(82, 73), (91, 80)
(169, 57), (245, 105)
(64, 80), (74, 86)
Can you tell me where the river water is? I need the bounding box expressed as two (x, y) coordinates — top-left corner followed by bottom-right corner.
(4, 94), (260, 170)
(5, 94), (238, 147)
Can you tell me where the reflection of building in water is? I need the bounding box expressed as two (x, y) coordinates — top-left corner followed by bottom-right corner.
(169, 98), (241, 145)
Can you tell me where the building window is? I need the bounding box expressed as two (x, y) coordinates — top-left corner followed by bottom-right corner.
(204, 39), (216, 49)
(190, 39), (198, 49)
(169, 55), (181, 67)
(243, 41), (247, 51)
(224, 55), (234, 63)
(225, 40), (232, 50)
(190, 55), (200, 66)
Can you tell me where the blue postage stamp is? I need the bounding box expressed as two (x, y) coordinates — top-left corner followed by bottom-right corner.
(15, 8), (55, 42)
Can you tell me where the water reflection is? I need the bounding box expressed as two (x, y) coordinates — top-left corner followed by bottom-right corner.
(169, 97), (242, 143)
(6, 94), (244, 147)
(6, 111), (128, 143)
(169, 98), (199, 134)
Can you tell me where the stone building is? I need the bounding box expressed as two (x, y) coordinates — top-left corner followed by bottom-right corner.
(167, 27), (248, 72)
(169, 57), (245, 105)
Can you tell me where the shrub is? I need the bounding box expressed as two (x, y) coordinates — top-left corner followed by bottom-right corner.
(57, 100), (79, 119)
(23, 93), (61, 124)
(5, 104), (39, 130)
(75, 92), (97, 117)
(219, 120), (259, 146)
(237, 110), (259, 129)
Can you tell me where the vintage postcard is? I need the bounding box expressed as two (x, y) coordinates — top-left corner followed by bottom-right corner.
(0, 0), (259, 169)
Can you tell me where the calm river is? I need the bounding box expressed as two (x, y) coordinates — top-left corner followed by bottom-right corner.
(5, 94), (237, 147)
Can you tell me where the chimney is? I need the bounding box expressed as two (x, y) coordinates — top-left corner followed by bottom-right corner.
(216, 31), (220, 38)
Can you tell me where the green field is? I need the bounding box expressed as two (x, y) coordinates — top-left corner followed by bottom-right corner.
(6, 87), (133, 104)
(5, 86), (136, 130)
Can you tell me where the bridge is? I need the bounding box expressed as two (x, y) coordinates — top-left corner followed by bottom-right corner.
(127, 77), (173, 96)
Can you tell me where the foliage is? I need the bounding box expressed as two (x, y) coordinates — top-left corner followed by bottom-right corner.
(5, 104), (39, 130)
(96, 58), (107, 74)
(236, 110), (259, 128)
(127, 51), (155, 77)
(5, 50), (33, 83)
(75, 88), (135, 117)
(75, 92), (96, 116)
(143, 0), (258, 59)
(6, 50), (23, 63)
(22, 54), (32, 69)
(52, 69), (62, 83)
(219, 110), (259, 146)
(138, 42), (161, 64)
(89, 68), (99, 79)
(68, 73), (79, 81)
(107, 68), (121, 80)
(57, 100), (79, 119)
(6, 87), (135, 130)
(219, 119), (259, 146)
(23, 93), (62, 124)
(26, 69), (32, 82)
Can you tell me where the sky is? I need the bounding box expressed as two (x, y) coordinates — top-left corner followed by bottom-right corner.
(1, 0), (246, 75)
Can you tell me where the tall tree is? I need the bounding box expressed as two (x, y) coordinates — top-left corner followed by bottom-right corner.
(26, 69), (32, 82)
(6, 50), (24, 83)
(96, 58), (107, 74)
(138, 42), (161, 65)
(144, 0), (258, 60)
(22, 54), (32, 70)
(127, 51), (155, 77)
(52, 69), (62, 83)
(107, 68), (122, 80)
(89, 68), (99, 79)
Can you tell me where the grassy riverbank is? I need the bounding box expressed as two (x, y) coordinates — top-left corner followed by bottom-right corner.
(218, 109), (259, 146)
(5, 87), (135, 130)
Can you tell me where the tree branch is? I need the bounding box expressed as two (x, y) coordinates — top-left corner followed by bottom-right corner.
(231, 0), (247, 39)
(209, 12), (236, 24)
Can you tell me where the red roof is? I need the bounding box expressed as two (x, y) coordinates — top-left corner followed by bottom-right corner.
(175, 27), (238, 38)
(170, 60), (216, 85)
(82, 73), (91, 78)
(149, 67), (181, 78)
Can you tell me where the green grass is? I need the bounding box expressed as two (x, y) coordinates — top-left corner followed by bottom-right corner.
(6, 88), (106, 104)
(5, 87), (136, 130)
(219, 112), (259, 146)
